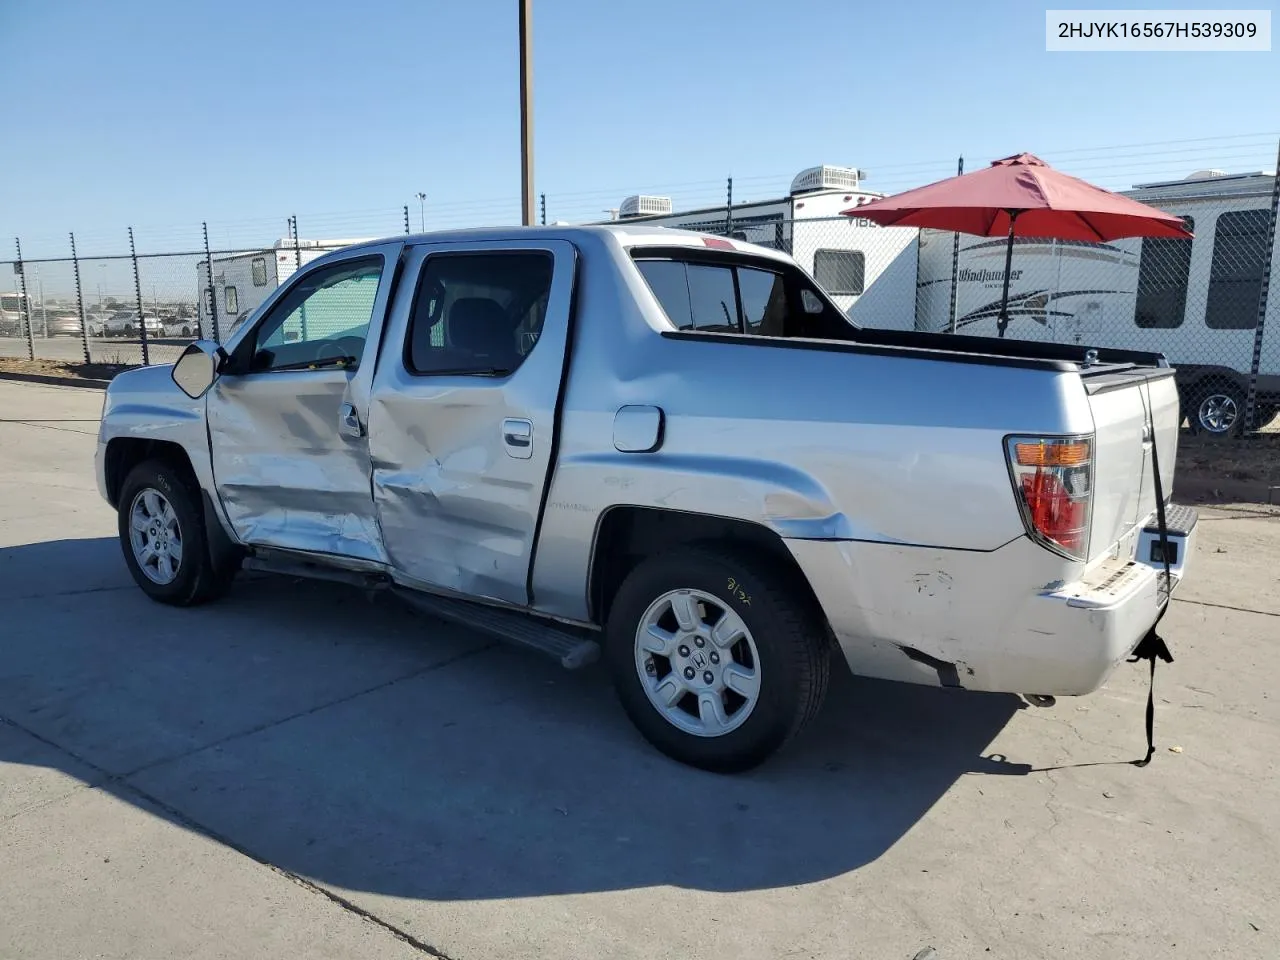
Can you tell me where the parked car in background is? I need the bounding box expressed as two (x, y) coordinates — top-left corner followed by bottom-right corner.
(162, 316), (201, 339)
(102, 312), (164, 338)
(85, 312), (109, 336)
(96, 225), (1196, 772)
(44, 311), (84, 337)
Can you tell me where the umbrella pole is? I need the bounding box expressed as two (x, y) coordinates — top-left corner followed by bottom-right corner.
(996, 210), (1020, 339)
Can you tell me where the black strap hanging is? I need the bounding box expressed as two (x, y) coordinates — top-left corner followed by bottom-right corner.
(1128, 389), (1174, 767)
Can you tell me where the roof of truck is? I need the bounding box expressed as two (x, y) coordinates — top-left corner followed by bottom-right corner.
(326, 224), (796, 265)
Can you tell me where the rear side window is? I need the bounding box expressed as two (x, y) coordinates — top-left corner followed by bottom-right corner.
(407, 252), (553, 376)
(814, 249), (865, 295)
(634, 252), (853, 339)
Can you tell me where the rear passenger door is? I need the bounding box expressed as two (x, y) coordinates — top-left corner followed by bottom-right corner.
(366, 240), (576, 606)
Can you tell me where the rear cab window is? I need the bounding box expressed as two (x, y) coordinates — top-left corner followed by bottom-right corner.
(632, 245), (856, 340)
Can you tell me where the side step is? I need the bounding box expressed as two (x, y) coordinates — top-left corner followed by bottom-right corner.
(244, 551), (389, 591)
(395, 589), (601, 670)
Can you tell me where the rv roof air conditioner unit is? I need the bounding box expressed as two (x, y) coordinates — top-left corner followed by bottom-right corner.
(619, 195), (674, 218)
(1184, 169), (1227, 181)
(790, 165), (864, 196)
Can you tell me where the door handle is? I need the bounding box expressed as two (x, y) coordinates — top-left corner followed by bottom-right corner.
(502, 418), (533, 459)
(339, 402), (364, 438)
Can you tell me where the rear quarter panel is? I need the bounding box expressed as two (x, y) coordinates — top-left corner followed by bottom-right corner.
(530, 231), (1093, 621)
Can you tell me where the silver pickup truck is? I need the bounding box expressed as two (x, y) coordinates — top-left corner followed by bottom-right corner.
(95, 225), (1195, 771)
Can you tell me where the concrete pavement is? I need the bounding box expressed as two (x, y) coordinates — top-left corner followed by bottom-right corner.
(1, 379), (1277, 959)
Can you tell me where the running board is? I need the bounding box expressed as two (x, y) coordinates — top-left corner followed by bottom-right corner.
(243, 549), (389, 591)
(394, 589), (601, 670)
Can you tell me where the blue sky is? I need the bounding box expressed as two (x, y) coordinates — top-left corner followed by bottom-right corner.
(1, 0), (1276, 259)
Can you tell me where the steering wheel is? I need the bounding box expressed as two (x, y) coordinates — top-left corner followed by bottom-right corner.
(315, 336), (364, 364)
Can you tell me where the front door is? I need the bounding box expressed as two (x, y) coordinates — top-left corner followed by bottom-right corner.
(207, 244), (401, 562)
(367, 239), (576, 605)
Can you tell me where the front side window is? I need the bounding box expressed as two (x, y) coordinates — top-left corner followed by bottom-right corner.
(224, 286), (239, 315)
(251, 257), (268, 286)
(248, 256), (383, 372)
(1206, 210), (1269, 330)
(1135, 216), (1195, 329)
(813, 249), (865, 295)
(406, 252), (553, 376)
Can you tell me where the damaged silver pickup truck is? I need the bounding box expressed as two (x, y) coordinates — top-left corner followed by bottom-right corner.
(95, 225), (1195, 771)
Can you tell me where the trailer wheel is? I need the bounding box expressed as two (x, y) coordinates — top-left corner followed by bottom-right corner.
(1189, 383), (1246, 437)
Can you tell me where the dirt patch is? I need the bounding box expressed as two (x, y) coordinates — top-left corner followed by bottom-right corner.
(1173, 431), (1280, 506)
(0, 357), (137, 383)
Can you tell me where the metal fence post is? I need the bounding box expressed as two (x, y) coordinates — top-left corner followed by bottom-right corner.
(403, 204), (411, 234)
(202, 221), (219, 342)
(14, 238), (33, 361)
(726, 177), (734, 235)
(948, 156), (964, 334)
(1242, 137), (1280, 434)
(291, 215), (307, 340)
(70, 232), (90, 364)
(128, 227), (150, 366)
(540, 193), (546, 226)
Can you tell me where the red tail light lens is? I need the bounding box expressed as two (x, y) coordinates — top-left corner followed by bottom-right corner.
(1006, 436), (1093, 559)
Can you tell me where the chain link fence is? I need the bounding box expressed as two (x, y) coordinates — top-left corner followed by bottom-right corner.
(3, 164), (1277, 445)
(2, 233), (366, 370)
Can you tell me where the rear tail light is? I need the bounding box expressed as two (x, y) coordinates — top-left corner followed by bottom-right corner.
(1005, 435), (1093, 560)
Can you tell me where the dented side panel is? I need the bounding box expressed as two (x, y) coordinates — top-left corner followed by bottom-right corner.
(204, 241), (403, 563)
(366, 239), (578, 606)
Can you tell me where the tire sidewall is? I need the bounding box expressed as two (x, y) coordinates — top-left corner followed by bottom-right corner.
(604, 549), (814, 772)
(118, 462), (208, 604)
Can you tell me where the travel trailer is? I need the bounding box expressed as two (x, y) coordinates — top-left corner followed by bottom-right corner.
(621, 167), (1278, 434)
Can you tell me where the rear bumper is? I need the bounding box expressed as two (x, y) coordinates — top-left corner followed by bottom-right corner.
(787, 511), (1196, 696)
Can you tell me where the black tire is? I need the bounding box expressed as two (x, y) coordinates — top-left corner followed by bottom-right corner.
(117, 459), (239, 606)
(604, 545), (831, 773)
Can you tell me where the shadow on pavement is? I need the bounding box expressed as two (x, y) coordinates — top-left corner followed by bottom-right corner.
(1, 536), (1027, 900)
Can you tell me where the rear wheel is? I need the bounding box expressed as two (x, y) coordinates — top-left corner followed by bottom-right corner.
(604, 545), (830, 773)
(117, 460), (239, 606)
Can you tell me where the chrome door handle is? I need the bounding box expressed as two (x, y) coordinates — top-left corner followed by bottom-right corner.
(502, 418), (533, 459)
(339, 402), (364, 438)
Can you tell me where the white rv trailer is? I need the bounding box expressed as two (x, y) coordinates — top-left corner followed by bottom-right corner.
(596, 165), (921, 326)
(196, 237), (374, 339)
(914, 169), (1280, 432)
(617, 166), (1278, 433)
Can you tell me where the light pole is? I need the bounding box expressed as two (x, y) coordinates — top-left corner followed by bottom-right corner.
(519, 0), (535, 226)
(415, 192), (427, 232)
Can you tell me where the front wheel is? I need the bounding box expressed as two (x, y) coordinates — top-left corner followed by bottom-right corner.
(604, 545), (830, 773)
(117, 459), (238, 605)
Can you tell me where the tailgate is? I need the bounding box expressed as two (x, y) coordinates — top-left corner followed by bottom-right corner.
(1084, 367), (1180, 562)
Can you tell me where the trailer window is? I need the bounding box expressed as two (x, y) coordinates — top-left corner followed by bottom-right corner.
(1206, 210), (1270, 330)
(251, 257), (268, 286)
(1134, 216), (1194, 329)
(224, 286), (238, 315)
(814, 249), (865, 295)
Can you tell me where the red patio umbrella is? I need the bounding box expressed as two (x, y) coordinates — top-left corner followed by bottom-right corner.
(841, 153), (1194, 337)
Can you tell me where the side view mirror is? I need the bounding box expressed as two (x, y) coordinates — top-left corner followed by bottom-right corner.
(171, 339), (226, 399)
